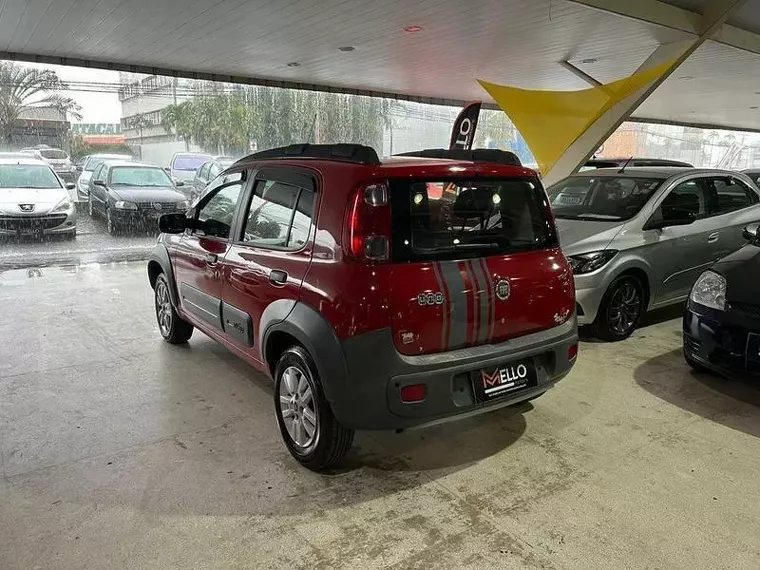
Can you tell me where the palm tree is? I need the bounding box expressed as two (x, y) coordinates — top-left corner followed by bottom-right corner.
(0, 62), (82, 149)
(162, 102), (194, 151)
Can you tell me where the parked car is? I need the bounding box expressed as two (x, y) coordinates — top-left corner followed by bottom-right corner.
(22, 146), (78, 183)
(75, 153), (133, 200)
(581, 157), (693, 171)
(190, 156), (236, 201)
(167, 152), (212, 194)
(0, 155), (77, 239)
(548, 167), (760, 340)
(147, 144), (579, 470)
(88, 161), (188, 235)
(683, 222), (760, 378)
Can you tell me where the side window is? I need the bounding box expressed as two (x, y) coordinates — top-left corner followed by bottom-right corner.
(196, 182), (244, 239)
(209, 163), (222, 179)
(241, 179), (315, 249)
(658, 179), (706, 220)
(708, 177), (756, 216)
(198, 162), (210, 181)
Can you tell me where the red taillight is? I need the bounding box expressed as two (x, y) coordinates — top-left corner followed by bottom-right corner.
(568, 343), (578, 360)
(400, 383), (426, 403)
(345, 182), (391, 262)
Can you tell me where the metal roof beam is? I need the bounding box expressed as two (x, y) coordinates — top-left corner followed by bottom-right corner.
(567, 0), (760, 55)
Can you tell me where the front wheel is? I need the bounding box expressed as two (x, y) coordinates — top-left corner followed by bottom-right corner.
(274, 346), (354, 471)
(106, 208), (118, 235)
(591, 274), (645, 341)
(154, 273), (193, 344)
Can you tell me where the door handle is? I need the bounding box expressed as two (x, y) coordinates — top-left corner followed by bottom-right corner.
(707, 232), (720, 243)
(205, 253), (218, 265)
(269, 269), (288, 285)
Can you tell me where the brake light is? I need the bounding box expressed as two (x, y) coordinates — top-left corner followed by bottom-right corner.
(345, 182), (391, 262)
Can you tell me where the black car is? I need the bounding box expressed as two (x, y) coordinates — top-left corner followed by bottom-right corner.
(684, 222), (760, 378)
(87, 161), (189, 235)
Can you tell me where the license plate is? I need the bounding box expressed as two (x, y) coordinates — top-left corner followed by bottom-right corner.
(746, 333), (760, 363)
(472, 358), (537, 402)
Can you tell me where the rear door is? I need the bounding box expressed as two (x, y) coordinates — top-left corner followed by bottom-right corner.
(221, 166), (317, 362)
(387, 176), (573, 356)
(89, 163), (108, 212)
(704, 175), (760, 256)
(173, 174), (247, 331)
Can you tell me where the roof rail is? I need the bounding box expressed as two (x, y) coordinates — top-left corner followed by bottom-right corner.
(394, 148), (522, 166)
(243, 143), (380, 165)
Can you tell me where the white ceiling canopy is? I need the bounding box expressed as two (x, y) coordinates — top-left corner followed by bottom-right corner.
(2, 0), (760, 131)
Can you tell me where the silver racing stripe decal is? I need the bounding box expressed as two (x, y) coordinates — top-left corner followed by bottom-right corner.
(431, 261), (449, 350)
(478, 258), (496, 341)
(438, 260), (467, 349)
(469, 259), (490, 344)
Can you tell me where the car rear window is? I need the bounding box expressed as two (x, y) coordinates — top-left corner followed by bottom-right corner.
(390, 178), (555, 262)
(172, 154), (210, 170)
(38, 149), (68, 160)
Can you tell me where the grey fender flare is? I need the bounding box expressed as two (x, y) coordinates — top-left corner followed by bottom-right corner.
(147, 244), (179, 307)
(261, 301), (349, 417)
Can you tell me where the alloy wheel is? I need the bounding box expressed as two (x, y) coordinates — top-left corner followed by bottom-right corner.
(278, 366), (319, 450)
(607, 281), (641, 336)
(155, 279), (173, 336)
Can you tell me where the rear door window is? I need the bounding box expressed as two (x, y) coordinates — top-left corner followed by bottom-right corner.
(390, 178), (554, 262)
(706, 176), (758, 216)
(240, 179), (315, 249)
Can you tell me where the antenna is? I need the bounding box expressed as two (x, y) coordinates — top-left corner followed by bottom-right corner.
(618, 156), (634, 173)
(305, 113), (318, 144)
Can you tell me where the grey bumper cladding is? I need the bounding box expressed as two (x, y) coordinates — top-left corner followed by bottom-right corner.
(332, 317), (578, 430)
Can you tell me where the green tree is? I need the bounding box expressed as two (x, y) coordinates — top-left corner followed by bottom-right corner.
(0, 61), (82, 148)
(162, 102), (194, 151)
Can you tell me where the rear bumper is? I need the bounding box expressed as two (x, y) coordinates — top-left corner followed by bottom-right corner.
(331, 316), (578, 430)
(683, 301), (760, 379)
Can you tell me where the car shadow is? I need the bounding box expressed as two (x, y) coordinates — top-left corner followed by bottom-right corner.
(634, 347), (760, 439)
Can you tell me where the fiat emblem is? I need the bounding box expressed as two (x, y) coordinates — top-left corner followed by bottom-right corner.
(495, 279), (511, 301)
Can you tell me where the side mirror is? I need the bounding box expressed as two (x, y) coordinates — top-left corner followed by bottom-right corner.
(174, 179), (185, 187)
(159, 212), (189, 234)
(163, 166), (171, 173)
(65, 182), (76, 190)
(743, 222), (759, 242)
(93, 180), (106, 187)
(76, 165), (83, 173)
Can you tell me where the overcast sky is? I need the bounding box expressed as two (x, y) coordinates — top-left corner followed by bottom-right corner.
(17, 61), (122, 124)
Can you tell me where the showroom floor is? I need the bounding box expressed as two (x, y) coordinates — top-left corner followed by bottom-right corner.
(2, 262), (760, 570)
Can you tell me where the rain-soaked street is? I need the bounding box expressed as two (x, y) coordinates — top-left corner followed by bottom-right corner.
(0, 205), (156, 270)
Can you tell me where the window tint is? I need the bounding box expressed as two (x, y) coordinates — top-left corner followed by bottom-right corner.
(242, 180), (300, 247)
(659, 179), (706, 220)
(708, 177), (756, 215)
(197, 182), (243, 239)
(391, 178), (553, 262)
(288, 189), (316, 248)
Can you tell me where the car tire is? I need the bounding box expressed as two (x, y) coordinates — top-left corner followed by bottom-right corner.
(274, 346), (354, 471)
(154, 273), (193, 344)
(106, 208), (118, 236)
(591, 274), (645, 342)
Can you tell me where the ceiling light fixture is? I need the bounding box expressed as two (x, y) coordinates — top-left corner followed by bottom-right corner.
(286, 62), (301, 67)
(338, 46), (355, 52)
(580, 58), (598, 64)
(678, 75), (693, 80)
(751, 106), (759, 110)
(403, 25), (422, 33)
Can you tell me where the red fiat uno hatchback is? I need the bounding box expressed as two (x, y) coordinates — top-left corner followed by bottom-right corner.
(148, 144), (578, 470)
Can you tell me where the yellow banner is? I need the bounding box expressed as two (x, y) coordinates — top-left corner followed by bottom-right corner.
(478, 60), (675, 175)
